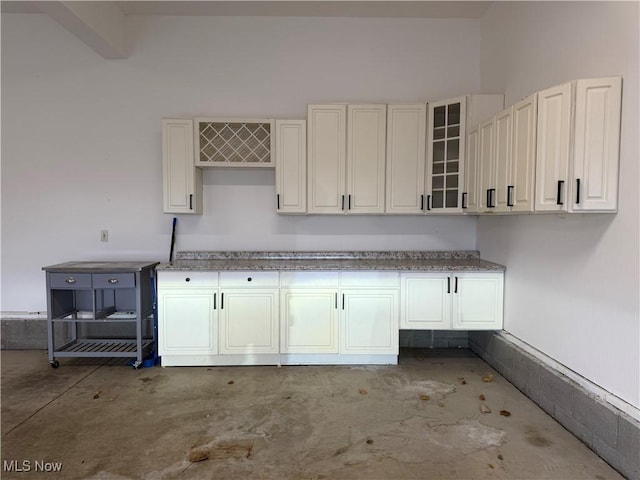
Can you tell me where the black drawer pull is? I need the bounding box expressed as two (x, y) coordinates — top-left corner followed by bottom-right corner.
(556, 180), (564, 205)
(247, 277), (252, 282)
(507, 185), (514, 207)
(185, 277), (191, 282)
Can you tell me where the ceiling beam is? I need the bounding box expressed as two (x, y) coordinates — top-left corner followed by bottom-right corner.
(38, 1), (128, 59)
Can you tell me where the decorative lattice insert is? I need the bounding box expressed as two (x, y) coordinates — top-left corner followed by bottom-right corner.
(198, 121), (272, 165)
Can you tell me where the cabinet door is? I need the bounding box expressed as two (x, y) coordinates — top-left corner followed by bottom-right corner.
(385, 104), (426, 214)
(400, 273), (451, 330)
(276, 120), (307, 214)
(494, 109), (512, 212)
(571, 77), (622, 212)
(340, 289), (398, 355)
(478, 118), (496, 211)
(510, 94), (537, 213)
(280, 289), (338, 354)
(451, 273), (503, 330)
(463, 126), (479, 213)
(307, 105), (347, 214)
(158, 288), (217, 355)
(346, 105), (386, 214)
(535, 82), (572, 212)
(219, 289), (279, 354)
(162, 119), (201, 214)
(426, 97), (466, 213)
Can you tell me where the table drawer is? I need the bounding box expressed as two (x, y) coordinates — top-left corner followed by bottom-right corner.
(219, 271), (279, 287)
(49, 273), (92, 289)
(93, 273), (135, 289)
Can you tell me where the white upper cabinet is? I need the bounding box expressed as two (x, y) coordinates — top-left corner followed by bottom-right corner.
(535, 82), (573, 212)
(427, 95), (504, 214)
(426, 97), (466, 213)
(462, 126), (479, 213)
(535, 77), (622, 213)
(478, 117), (496, 211)
(385, 104), (427, 214)
(162, 119), (202, 214)
(275, 120), (307, 214)
(493, 108), (513, 212)
(510, 94), (537, 213)
(307, 105), (347, 214)
(307, 104), (386, 215)
(571, 77), (622, 212)
(346, 105), (387, 214)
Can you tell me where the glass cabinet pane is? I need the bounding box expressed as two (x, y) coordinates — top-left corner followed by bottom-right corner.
(432, 176), (444, 189)
(447, 139), (459, 161)
(433, 141), (445, 162)
(433, 128), (446, 140)
(433, 162), (445, 175)
(448, 103), (461, 125)
(445, 190), (458, 208)
(432, 191), (444, 209)
(434, 106), (446, 128)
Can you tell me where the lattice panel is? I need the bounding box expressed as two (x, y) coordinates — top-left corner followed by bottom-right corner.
(198, 121), (272, 165)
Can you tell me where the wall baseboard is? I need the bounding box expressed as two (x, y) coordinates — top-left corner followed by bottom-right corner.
(469, 331), (640, 480)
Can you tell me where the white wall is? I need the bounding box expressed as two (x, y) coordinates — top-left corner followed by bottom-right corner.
(1, 14), (482, 312)
(477, 2), (640, 408)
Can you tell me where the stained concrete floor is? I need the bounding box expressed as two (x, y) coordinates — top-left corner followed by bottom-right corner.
(1, 349), (623, 480)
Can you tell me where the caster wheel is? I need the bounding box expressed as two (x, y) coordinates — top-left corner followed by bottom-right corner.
(50, 360), (59, 369)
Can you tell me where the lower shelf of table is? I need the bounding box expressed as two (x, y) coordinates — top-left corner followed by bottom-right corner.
(52, 338), (154, 358)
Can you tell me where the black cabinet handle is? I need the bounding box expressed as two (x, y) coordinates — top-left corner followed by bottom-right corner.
(348, 195), (352, 210)
(277, 194), (280, 210)
(335, 292), (338, 309)
(185, 277), (191, 282)
(342, 294), (345, 310)
(486, 189), (490, 208)
(454, 277), (458, 293)
(576, 179), (581, 204)
(420, 194), (424, 211)
(189, 194), (193, 210)
(426, 195), (431, 211)
(490, 188), (496, 208)
(213, 293), (216, 310)
(447, 277), (451, 293)
(557, 180), (564, 205)
(461, 192), (468, 209)
(341, 195), (345, 210)
(221, 293), (224, 310)
(507, 186), (514, 207)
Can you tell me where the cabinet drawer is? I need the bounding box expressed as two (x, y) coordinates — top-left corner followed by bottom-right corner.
(93, 273), (135, 289)
(49, 273), (92, 289)
(219, 271), (279, 287)
(280, 271), (339, 288)
(157, 271), (218, 288)
(341, 271), (399, 287)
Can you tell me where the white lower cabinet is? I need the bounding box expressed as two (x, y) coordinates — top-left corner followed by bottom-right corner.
(401, 272), (503, 330)
(280, 288), (339, 354)
(219, 289), (279, 354)
(158, 268), (502, 366)
(341, 289), (398, 355)
(157, 271), (218, 360)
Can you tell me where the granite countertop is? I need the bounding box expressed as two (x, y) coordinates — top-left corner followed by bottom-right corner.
(156, 251), (505, 272)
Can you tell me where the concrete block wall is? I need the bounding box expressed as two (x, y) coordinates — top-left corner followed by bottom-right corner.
(399, 330), (469, 349)
(470, 331), (640, 480)
(1, 318), (48, 349)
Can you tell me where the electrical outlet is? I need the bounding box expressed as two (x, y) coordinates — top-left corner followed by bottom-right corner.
(100, 230), (109, 242)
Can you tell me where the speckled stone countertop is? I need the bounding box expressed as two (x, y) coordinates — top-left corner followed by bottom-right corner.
(156, 251), (505, 272)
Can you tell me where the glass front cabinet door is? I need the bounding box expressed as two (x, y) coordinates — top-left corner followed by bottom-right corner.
(426, 97), (466, 214)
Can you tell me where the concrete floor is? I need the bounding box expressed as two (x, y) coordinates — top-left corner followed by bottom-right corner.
(1, 349), (623, 480)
